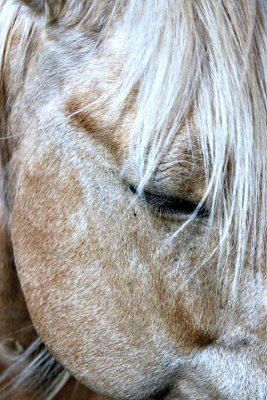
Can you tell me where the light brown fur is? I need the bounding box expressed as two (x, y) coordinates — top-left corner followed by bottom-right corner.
(0, 1), (266, 399)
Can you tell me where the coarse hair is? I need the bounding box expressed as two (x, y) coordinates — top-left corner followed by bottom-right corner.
(0, 0), (266, 398)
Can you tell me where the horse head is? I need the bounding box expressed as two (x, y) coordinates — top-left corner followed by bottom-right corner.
(0, 1), (266, 399)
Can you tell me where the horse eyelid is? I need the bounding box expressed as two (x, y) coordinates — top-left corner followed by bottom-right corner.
(129, 185), (209, 217)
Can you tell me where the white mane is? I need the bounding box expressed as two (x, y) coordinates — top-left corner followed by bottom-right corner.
(0, 0), (266, 398)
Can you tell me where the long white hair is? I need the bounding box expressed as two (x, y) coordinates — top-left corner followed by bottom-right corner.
(105, 0), (267, 297)
(0, 0), (266, 398)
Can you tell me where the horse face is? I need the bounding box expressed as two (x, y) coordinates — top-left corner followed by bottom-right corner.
(2, 1), (266, 399)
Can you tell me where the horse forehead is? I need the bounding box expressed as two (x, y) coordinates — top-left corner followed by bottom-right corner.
(65, 89), (205, 202)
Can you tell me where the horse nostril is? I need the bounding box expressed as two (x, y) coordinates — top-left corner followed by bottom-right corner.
(152, 386), (171, 399)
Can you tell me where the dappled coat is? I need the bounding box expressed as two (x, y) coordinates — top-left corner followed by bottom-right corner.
(0, 0), (266, 399)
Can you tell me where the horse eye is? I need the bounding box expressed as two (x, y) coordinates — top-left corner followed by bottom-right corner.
(129, 185), (208, 217)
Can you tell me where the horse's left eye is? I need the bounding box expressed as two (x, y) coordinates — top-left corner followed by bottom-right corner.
(129, 185), (208, 217)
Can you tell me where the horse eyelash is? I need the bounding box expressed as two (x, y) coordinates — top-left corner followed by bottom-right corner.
(129, 184), (209, 217)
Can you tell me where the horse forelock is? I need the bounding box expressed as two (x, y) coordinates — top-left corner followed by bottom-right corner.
(0, 0), (266, 398)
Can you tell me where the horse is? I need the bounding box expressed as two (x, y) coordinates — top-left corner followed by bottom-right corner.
(0, 0), (266, 399)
